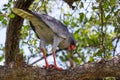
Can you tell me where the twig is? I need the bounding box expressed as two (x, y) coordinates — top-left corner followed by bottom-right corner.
(113, 35), (120, 56)
(30, 53), (52, 65)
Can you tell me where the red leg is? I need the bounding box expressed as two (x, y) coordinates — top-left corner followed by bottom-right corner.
(52, 49), (63, 70)
(41, 48), (49, 68)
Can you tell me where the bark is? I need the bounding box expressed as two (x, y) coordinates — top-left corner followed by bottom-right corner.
(5, 0), (34, 65)
(0, 54), (120, 80)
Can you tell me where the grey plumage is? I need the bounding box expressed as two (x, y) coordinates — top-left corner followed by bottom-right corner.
(12, 8), (75, 50)
(12, 8), (76, 69)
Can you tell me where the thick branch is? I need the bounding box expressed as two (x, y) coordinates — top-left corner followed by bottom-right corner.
(5, 0), (34, 65)
(1, 54), (120, 80)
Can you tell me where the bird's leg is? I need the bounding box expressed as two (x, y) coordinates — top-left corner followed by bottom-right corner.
(40, 39), (49, 69)
(52, 49), (63, 70)
(51, 49), (62, 70)
(52, 36), (63, 70)
(41, 48), (49, 68)
(52, 49), (57, 67)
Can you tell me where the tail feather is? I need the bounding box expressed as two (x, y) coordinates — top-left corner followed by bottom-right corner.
(12, 8), (35, 20)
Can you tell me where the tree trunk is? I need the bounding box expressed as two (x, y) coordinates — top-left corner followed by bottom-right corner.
(5, 0), (34, 65)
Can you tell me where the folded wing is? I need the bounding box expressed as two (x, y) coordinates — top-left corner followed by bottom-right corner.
(12, 8), (70, 39)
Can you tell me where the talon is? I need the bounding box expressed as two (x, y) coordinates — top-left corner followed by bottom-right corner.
(44, 64), (63, 70)
(51, 65), (63, 70)
(54, 66), (63, 70)
(44, 65), (51, 69)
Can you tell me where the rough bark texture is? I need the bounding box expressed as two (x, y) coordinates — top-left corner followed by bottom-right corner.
(5, 0), (34, 65)
(0, 54), (120, 80)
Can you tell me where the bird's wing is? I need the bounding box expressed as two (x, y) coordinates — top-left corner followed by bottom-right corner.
(37, 14), (69, 38)
(12, 8), (69, 39)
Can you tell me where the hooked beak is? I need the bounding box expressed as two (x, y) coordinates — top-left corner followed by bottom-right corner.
(68, 45), (76, 53)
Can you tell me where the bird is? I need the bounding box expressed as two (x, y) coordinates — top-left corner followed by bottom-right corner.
(12, 8), (76, 70)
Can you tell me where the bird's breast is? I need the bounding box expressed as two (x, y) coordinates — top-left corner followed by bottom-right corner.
(58, 38), (70, 49)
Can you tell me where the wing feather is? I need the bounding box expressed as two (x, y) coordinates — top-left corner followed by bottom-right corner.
(12, 8), (70, 38)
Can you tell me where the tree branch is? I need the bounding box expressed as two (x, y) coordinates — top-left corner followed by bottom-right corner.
(1, 54), (120, 80)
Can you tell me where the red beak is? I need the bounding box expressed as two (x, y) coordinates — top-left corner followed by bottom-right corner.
(68, 45), (76, 51)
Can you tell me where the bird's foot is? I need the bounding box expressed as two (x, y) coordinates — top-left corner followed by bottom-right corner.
(51, 65), (63, 70)
(44, 64), (63, 70)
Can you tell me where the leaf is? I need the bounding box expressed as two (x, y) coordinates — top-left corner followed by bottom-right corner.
(0, 15), (4, 21)
(59, 56), (66, 62)
(92, 6), (98, 10)
(79, 13), (84, 22)
(73, 57), (80, 63)
(0, 54), (4, 62)
(3, 3), (11, 7)
(64, 20), (70, 26)
(89, 56), (94, 62)
(3, 4), (8, 7)
(80, 2), (84, 8)
(2, 19), (7, 25)
(65, 14), (71, 17)
(2, 8), (8, 11)
(8, 13), (15, 18)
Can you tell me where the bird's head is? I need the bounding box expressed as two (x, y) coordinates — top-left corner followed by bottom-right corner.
(68, 41), (76, 51)
(68, 34), (76, 51)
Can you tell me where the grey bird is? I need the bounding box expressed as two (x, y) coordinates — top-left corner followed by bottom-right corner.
(12, 8), (76, 70)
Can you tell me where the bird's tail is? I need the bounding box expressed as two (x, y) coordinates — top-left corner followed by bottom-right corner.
(12, 8), (35, 20)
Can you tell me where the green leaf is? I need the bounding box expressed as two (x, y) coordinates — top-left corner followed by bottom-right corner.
(89, 56), (94, 62)
(59, 56), (66, 62)
(3, 4), (8, 7)
(2, 19), (7, 25)
(79, 13), (84, 22)
(2, 8), (8, 11)
(4, 3), (11, 7)
(73, 57), (80, 63)
(92, 6), (98, 10)
(0, 54), (4, 62)
(8, 13), (15, 18)
(80, 2), (84, 8)
(64, 20), (69, 26)
(65, 14), (71, 17)
(0, 15), (4, 21)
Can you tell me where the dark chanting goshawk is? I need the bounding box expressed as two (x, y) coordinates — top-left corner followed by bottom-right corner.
(12, 8), (76, 70)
